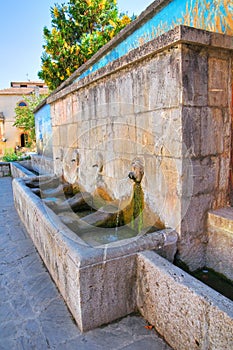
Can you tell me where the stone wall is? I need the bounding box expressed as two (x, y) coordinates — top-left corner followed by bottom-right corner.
(0, 162), (10, 177)
(50, 31), (186, 232)
(177, 33), (233, 269)
(10, 161), (35, 178)
(47, 26), (233, 270)
(30, 154), (54, 175)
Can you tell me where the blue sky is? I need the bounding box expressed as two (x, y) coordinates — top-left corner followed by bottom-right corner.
(0, 0), (152, 89)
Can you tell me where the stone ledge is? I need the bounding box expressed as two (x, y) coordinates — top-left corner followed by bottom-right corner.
(10, 162), (36, 178)
(207, 207), (233, 281)
(208, 207), (233, 233)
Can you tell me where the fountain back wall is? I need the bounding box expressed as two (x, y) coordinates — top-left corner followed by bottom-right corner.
(43, 25), (233, 271)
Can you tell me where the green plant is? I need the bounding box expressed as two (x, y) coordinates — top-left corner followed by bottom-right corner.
(38, 0), (135, 90)
(14, 92), (47, 144)
(2, 148), (29, 162)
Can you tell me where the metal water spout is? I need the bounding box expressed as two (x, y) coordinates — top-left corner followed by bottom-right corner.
(128, 171), (137, 181)
(128, 158), (144, 184)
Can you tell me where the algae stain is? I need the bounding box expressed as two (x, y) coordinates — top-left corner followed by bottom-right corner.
(130, 183), (144, 233)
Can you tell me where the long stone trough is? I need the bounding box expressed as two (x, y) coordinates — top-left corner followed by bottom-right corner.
(12, 177), (177, 331)
(12, 176), (233, 349)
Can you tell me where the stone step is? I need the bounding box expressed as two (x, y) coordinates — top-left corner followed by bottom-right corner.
(207, 207), (233, 282)
(208, 207), (233, 232)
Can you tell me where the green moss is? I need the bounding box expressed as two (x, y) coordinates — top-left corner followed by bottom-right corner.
(130, 184), (144, 233)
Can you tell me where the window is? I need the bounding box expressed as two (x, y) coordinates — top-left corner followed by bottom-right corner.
(0, 120), (4, 139)
(18, 101), (27, 107)
(20, 133), (28, 147)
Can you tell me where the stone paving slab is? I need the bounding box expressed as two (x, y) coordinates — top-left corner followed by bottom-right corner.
(0, 177), (172, 350)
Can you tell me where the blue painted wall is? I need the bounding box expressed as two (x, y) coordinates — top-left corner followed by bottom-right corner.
(35, 104), (53, 158)
(77, 0), (232, 81)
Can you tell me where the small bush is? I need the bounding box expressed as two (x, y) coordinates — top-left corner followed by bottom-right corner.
(2, 148), (29, 162)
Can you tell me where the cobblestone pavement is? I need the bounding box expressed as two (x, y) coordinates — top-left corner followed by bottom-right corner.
(0, 177), (172, 350)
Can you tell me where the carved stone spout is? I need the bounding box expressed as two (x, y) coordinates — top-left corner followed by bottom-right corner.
(128, 158), (144, 183)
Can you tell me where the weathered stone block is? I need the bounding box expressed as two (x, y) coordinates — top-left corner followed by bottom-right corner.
(52, 126), (60, 146)
(132, 112), (153, 154)
(132, 67), (149, 115)
(182, 107), (201, 157)
(59, 125), (68, 148)
(219, 155), (231, 192)
(30, 155), (54, 175)
(211, 32), (233, 50)
(208, 58), (229, 107)
(179, 194), (214, 270)
(79, 256), (137, 331)
(151, 108), (182, 158)
(118, 71), (134, 116)
(181, 194), (213, 234)
(54, 100), (65, 126)
(77, 121), (90, 149)
(182, 45), (208, 106)
(190, 156), (219, 196)
(67, 123), (78, 148)
(201, 108), (224, 156)
(65, 95), (73, 123)
(148, 48), (181, 110)
(72, 93), (78, 120)
(176, 231), (207, 271)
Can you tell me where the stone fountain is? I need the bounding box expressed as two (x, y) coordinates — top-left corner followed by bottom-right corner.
(11, 0), (233, 348)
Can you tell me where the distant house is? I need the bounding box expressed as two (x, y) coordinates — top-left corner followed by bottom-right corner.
(0, 81), (48, 156)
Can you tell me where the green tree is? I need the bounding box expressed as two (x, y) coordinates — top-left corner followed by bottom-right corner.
(38, 0), (133, 90)
(14, 93), (47, 144)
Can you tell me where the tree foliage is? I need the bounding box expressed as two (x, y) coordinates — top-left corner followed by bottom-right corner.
(14, 93), (47, 143)
(38, 0), (133, 90)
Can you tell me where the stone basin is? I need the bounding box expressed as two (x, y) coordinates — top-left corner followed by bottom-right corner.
(12, 177), (177, 332)
(11, 166), (233, 349)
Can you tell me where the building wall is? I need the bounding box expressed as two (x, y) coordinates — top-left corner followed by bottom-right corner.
(0, 94), (24, 154)
(0, 82), (48, 156)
